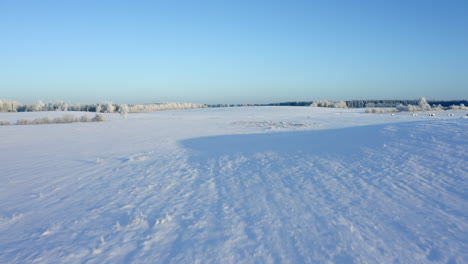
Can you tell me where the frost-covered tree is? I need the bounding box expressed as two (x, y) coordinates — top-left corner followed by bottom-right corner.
(0, 99), (21, 112)
(33, 100), (45, 111)
(100, 102), (115, 113)
(106, 102), (115, 113)
(432, 104), (444, 111)
(118, 104), (129, 119)
(333, 100), (347, 108)
(54, 101), (64, 111)
(310, 100), (347, 108)
(53, 101), (70, 111)
(418, 97), (431, 111)
(458, 104), (468, 110)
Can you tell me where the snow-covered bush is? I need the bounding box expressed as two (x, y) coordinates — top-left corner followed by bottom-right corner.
(0, 120), (11, 126)
(449, 104), (468, 110)
(365, 108), (398, 113)
(92, 114), (105, 122)
(395, 104), (420, 112)
(16, 119), (30, 125)
(79, 115), (91, 122)
(52, 114), (76, 123)
(16, 114), (105, 125)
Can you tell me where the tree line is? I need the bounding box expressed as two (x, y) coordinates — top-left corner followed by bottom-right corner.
(0, 100), (206, 113)
(1, 99), (467, 113)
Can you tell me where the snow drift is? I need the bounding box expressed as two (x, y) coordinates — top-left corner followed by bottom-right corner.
(0, 107), (467, 263)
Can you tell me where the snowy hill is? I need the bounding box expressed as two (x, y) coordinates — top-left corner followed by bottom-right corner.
(0, 107), (467, 263)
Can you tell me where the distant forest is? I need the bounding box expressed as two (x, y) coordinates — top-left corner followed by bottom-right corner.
(208, 99), (468, 108)
(1, 99), (467, 113)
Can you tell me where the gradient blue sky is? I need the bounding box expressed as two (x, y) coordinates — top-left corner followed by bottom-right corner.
(1, 0), (467, 104)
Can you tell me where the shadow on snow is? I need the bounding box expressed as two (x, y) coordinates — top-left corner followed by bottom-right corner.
(180, 123), (395, 159)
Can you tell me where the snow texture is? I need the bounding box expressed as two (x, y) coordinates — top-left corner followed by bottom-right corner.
(0, 107), (467, 263)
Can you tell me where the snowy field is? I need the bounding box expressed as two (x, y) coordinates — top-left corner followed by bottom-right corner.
(0, 107), (467, 264)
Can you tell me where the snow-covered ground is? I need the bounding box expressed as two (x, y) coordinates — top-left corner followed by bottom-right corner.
(0, 107), (467, 263)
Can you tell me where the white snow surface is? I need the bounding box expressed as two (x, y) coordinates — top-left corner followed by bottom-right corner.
(0, 107), (467, 264)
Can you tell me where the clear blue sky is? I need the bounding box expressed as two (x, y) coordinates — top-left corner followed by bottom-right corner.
(1, 0), (467, 104)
